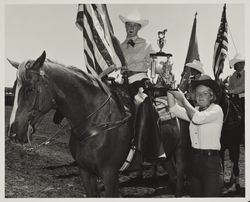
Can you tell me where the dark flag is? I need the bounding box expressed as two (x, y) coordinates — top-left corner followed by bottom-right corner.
(212, 4), (228, 80)
(76, 4), (126, 77)
(179, 12), (200, 92)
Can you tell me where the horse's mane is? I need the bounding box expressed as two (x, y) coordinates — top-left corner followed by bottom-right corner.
(46, 59), (111, 95)
(17, 57), (111, 97)
(46, 58), (97, 84)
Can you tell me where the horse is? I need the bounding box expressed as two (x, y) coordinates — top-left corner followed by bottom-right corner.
(7, 51), (191, 197)
(7, 51), (134, 197)
(217, 79), (244, 193)
(135, 89), (191, 197)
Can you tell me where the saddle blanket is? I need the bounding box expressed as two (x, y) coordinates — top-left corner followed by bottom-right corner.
(154, 96), (176, 121)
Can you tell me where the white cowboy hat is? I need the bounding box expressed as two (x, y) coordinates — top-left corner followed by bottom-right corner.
(185, 59), (204, 74)
(229, 54), (245, 69)
(119, 11), (149, 27)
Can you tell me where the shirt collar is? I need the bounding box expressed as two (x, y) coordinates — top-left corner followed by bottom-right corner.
(125, 36), (138, 42)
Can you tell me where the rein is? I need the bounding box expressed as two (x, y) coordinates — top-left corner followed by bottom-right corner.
(24, 123), (69, 151)
(25, 67), (131, 148)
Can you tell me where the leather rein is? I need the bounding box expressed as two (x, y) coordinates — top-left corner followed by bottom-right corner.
(25, 68), (131, 149)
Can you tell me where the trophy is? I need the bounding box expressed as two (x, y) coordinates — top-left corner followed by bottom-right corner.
(150, 29), (175, 89)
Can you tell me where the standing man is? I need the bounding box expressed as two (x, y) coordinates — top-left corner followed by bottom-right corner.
(119, 11), (155, 103)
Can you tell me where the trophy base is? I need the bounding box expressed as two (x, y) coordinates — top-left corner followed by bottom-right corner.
(150, 52), (173, 57)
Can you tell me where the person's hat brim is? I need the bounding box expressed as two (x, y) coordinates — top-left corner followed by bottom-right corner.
(229, 58), (245, 69)
(119, 15), (149, 27)
(186, 62), (204, 74)
(191, 79), (221, 103)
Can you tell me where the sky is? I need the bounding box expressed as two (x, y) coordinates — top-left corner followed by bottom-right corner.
(3, 2), (246, 87)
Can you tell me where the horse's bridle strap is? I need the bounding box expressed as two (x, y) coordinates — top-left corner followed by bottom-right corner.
(78, 111), (132, 142)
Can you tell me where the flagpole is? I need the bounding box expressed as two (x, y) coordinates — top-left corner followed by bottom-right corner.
(228, 24), (238, 54)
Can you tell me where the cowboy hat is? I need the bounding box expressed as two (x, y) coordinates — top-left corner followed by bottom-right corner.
(186, 60), (204, 74)
(191, 75), (221, 102)
(229, 54), (245, 69)
(119, 11), (149, 27)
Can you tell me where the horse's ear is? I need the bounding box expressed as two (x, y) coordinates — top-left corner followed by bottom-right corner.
(7, 58), (19, 69)
(32, 51), (46, 71)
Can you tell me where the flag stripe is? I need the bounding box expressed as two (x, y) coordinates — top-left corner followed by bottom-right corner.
(84, 6), (114, 67)
(76, 4), (126, 76)
(212, 4), (228, 79)
(82, 6), (111, 73)
(82, 17), (105, 74)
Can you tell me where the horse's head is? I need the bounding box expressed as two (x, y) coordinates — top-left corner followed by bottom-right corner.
(8, 51), (55, 144)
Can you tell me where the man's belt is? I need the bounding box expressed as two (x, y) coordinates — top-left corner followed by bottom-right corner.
(239, 92), (245, 98)
(231, 92), (245, 99)
(125, 70), (147, 77)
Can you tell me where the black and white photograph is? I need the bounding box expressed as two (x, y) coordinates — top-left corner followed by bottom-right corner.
(2, 0), (248, 199)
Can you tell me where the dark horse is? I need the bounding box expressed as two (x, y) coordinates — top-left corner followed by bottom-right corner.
(135, 92), (191, 197)
(7, 51), (134, 197)
(7, 51), (191, 197)
(217, 79), (244, 192)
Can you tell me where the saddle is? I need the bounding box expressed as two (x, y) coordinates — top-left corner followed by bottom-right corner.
(106, 79), (177, 171)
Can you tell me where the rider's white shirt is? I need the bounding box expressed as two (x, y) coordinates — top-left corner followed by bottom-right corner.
(120, 36), (154, 84)
(169, 103), (223, 150)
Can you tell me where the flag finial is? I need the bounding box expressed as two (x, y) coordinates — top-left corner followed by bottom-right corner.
(195, 12), (198, 18)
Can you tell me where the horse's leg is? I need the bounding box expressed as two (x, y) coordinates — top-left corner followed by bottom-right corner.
(219, 147), (227, 186)
(230, 144), (241, 192)
(102, 168), (119, 197)
(79, 167), (99, 197)
(175, 147), (187, 197)
(161, 157), (177, 192)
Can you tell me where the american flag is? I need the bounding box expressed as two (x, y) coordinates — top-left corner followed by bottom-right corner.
(212, 4), (228, 80)
(76, 4), (126, 77)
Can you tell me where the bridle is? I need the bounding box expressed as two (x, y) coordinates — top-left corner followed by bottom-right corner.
(24, 68), (57, 146)
(24, 66), (131, 149)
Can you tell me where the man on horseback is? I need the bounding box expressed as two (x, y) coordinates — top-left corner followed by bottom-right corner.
(183, 59), (204, 106)
(119, 11), (154, 105)
(119, 11), (164, 164)
(227, 54), (245, 145)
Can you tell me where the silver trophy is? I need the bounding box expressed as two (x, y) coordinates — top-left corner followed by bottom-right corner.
(150, 29), (175, 88)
